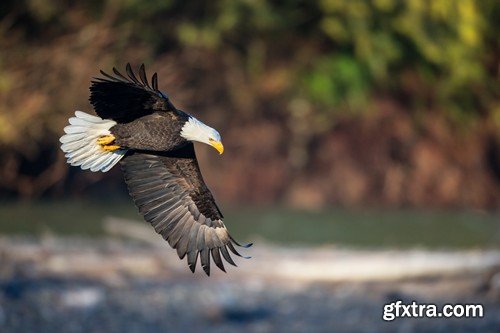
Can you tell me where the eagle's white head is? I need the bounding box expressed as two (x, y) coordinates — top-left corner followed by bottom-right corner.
(180, 117), (224, 154)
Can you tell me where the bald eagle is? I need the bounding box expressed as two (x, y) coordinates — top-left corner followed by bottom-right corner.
(60, 64), (250, 275)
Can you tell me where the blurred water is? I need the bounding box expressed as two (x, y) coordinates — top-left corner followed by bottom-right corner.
(0, 200), (498, 249)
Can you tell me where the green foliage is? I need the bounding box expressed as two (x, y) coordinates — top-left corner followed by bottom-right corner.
(1, 0), (498, 126)
(315, 0), (494, 119)
(303, 56), (369, 113)
(158, 0), (495, 125)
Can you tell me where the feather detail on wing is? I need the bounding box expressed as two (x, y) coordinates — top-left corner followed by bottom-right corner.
(120, 144), (251, 275)
(90, 63), (176, 123)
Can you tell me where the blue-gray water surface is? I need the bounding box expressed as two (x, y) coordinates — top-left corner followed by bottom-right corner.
(0, 200), (498, 249)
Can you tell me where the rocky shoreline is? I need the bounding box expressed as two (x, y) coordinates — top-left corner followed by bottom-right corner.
(0, 236), (499, 333)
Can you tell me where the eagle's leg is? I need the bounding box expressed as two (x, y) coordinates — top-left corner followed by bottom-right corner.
(97, 135), (121, 151)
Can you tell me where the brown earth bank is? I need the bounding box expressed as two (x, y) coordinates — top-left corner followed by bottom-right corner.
(218, 108), (500, 209)
(1, 103), (499, 210)
(0, 22), (499, 209)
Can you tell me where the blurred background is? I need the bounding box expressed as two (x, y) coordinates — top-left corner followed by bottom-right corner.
(0, 1), (499, 332)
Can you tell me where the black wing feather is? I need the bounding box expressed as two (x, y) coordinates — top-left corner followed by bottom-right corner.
(152, 73), (159, 91)
(139, 64), (150, 88)
(121, 144), (250, 275)
(112, 67), (129, 81)
(211, 248), (226, 272)
(125, 63), (142, 85)
(90, 63), (175, 123)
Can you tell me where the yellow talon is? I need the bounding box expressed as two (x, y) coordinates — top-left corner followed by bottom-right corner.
(97, 135), (120, 151)
(97, 135), (116, 146)
(102, 144), (121, 151)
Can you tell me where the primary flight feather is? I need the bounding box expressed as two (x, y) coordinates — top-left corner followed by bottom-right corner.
(60, 63), (250, 275)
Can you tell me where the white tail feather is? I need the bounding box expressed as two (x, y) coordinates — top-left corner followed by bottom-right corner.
(60, 111), (127, 172)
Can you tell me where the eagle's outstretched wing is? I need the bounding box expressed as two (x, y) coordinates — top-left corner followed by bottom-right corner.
(90, 63), (176, 123)
(121, 143), (251, 275)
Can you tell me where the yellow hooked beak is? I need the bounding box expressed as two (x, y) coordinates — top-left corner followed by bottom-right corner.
(209, 140), (224, 154)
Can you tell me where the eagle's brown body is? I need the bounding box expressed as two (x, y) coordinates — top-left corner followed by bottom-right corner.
(111, 112), (188, 151)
